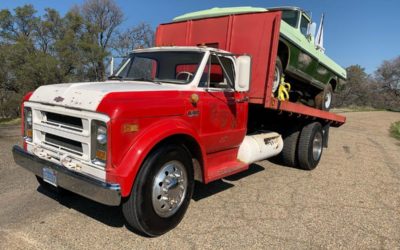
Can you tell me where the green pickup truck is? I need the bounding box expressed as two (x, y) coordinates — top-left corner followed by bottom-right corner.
(174, 6), (347, 110)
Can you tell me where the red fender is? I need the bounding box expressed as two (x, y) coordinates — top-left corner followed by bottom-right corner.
(106, 117), (206, 197)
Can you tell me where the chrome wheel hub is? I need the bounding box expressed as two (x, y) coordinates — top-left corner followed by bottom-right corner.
(312, 132), (323, 161)
(152, 161), (187, 218)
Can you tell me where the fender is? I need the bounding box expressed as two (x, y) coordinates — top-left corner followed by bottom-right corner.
(106, 117), (206, 197)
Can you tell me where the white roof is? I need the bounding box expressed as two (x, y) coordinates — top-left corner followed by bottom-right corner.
(132, 46), (232, 54)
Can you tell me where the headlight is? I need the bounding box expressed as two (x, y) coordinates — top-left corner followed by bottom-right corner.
(24, 107), (33, 141)
(91, 120), (107, 166)
(96, 126), (107, 145)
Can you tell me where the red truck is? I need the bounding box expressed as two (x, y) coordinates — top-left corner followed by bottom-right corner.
(13, 10), (345, 236)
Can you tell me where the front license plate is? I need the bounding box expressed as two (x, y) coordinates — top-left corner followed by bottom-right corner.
(42, 168), (57, 187)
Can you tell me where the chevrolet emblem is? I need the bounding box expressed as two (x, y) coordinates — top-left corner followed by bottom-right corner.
(54, 96), (64, 102)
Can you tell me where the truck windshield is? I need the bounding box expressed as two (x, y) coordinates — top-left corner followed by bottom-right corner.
(114, 51), (205, 84)
(281, 10), (299, 28)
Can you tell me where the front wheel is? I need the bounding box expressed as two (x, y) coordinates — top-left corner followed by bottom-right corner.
(122, 144), (194, 237)
(315, 84), (333, 110)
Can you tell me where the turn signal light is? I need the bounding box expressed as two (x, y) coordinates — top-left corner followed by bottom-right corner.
(25, 129), (32, 138)
(95, 150), (107, 161)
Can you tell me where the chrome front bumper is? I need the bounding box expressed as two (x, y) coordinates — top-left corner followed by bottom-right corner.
(12, 145), (121, 206)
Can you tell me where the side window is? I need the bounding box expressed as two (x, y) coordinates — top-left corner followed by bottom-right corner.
(300, 15), (309, 36)
(200, 54), (235, 89)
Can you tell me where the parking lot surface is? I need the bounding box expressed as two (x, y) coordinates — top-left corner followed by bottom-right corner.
(0, 111), (399, 249)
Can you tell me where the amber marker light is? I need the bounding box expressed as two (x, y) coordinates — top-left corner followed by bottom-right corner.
(190, 94), (199, 105)
(25, 129), (33, 138)
(122, 123), (139, 133)
(95, 150), (107, 161)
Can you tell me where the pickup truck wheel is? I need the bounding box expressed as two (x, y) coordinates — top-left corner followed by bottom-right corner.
(122, 144), (194, 237)
(315, 84), (333, 110)
(272, 57), (283, 94)
(280, 127), (300, 167)
(297, 122), (323, 170)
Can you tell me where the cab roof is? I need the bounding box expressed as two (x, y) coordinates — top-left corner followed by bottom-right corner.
(173, 6), (310, 23)
(132, 46), (232, 55)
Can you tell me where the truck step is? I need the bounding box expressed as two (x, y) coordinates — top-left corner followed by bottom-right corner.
(204, 148), (248, 183)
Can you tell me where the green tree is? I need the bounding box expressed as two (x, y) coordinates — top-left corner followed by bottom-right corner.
(0, 2), (153, 118)
(80, 0), (123, 81)
(335, 65), (373, 107)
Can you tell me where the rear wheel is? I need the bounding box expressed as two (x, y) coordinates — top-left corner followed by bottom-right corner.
(122, 144), (194, 237)
(315, 84), (333, 110)
(297, 122), (323, 170)
(280, 127), (300, 167)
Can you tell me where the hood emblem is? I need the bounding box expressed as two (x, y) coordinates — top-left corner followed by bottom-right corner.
(54, 96), (64, 102)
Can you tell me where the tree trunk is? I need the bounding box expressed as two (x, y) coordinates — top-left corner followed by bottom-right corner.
(97, 60), (105, 81)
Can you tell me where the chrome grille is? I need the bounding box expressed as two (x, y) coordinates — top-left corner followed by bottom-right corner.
(45, 133), (83, 155)
(23, 101), (110, 180)
(42, 112), (84, 133)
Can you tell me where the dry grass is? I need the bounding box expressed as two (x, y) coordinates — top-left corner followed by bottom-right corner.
(390, 121), (400, 141)
(332, 106), (386, 113)
(0, 118), (21, 126)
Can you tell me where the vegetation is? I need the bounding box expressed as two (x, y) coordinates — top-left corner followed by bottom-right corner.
(389, 121), (400, 140)
(0, 0), (154, 119)
(334, 59), (400, 111)
(0, 118), (20, 126)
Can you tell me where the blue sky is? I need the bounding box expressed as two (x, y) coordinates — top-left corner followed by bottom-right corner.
(1, 0), (399, 74)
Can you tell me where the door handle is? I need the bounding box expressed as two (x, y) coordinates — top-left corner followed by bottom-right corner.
(235, 96), (249, 103)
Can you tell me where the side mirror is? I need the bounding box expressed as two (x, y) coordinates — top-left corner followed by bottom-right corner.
(307, 22), (317, 41)
(235, 55), (251, 92)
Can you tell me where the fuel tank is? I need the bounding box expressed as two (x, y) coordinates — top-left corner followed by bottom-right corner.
(238, 132), (283, 164)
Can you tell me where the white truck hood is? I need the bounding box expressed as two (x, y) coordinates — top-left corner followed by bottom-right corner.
(29, 81), (182, 111)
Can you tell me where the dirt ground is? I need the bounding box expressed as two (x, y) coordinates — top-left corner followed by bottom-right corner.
(0, 111), (399, 249)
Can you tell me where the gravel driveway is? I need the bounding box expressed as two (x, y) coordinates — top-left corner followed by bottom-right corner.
(0, 111), (399, 249)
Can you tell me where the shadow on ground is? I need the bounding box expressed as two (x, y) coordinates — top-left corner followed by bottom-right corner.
(37, 163), (267, 231)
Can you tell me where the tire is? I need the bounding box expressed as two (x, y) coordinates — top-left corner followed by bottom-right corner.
(280, 127), (300, 167)
(122, 144), (194, 237)
(272, 57), (283, 94)
(297, 122), (323, 170)
(315, 84), (333, 110)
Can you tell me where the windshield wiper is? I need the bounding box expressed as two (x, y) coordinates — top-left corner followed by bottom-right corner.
(129, 78), (161, 85)
(108, 75), (123, 81)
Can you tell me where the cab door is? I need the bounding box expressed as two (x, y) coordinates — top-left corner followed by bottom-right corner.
(198, 54), (248, 153)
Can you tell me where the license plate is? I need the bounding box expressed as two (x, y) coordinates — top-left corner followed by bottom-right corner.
(42, 168), (57, 187)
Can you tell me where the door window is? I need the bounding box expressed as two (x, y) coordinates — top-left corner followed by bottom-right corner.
(300, 14), (309, 36)
(200, 54), (235, 89)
